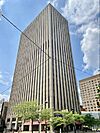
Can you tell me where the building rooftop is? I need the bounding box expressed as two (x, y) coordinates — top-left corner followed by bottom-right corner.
(79, 73), (100, 82)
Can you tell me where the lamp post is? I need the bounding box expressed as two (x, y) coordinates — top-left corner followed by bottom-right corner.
(45, 101), (48, 133)
(38, 118), (41, 133)
(38, 101), (48, 133)
(71, 109), (76, 133)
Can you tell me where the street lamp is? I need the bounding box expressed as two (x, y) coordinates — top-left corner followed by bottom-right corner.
(45, 101), (48, 133)
(38, 118), (41, 133)
(38, 101), (48, 133)
(71, 109), (76, 133)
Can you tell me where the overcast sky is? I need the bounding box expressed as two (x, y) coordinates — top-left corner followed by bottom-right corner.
(0, 0), (99, 105)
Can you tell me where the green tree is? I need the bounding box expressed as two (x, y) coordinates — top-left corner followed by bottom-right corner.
(51, 110), (74, 133)
(73, 113), (84, 124)
(13, 101), (39, 133)
(40, 108), (52, 121)
(94, 119), (100, 131)
(40, 108), (52, 133)
(83, 114), (95, 128)
(61, 110), (75, 127)
(73, 113), (84, 133)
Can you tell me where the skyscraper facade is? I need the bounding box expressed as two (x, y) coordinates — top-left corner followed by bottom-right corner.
(6, 4), (80, 130)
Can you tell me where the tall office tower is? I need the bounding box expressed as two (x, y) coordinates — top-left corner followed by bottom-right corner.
(80, 74), (100, 112)
(6, 4), (80, 130)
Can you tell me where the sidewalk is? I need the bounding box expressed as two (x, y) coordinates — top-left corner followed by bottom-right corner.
(5, 131), (100, 133)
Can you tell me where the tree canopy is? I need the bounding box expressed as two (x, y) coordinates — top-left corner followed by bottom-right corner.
(13, 101), (39, 120)
(51, 110), (74, 128)
(40, 108), (52, 121)
(73, 113), (84, 124)
(83, 114), (95, 128)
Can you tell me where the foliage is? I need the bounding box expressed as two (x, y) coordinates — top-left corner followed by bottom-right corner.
(61, 110), (75, 125)
(51, 110), (74, 128)
(94, 118), (100, 127)
(51, 116), (65, 128)
(40, 108), (52, 121)
(83, 114), (95, 128)
(73, 113), (84, 124)
(13, 101), (39, 120)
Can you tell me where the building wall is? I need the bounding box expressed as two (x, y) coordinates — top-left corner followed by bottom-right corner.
(81, 111), (100, 119)
(6, 4), (80, 130)
(1, 102), (8, 120)
(80, 74), (100, 112)
(51, 5), (80, 112)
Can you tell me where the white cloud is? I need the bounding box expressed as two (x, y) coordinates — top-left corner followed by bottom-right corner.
(11, 75), (13, 82)
(0, 85), (11, 111)
(0, 93), (9, 101)
(81, 27), (99, 71)
(0, 0), (5, 9)
(0, 71), (2, 78)
(61, 0), (99, 25)
(93, 69), (100, 75)
(0, 71), (9, 86)
(61, 0), (99, 74)
(47, 0), (58, 7)
(0, 93), (10, 111)
(0, 0), (5, 20)
(0, 70), (12, 86)
(0, 79), (9, 86)
(0, 70), (12, 110)
(0, 69), (12, 110)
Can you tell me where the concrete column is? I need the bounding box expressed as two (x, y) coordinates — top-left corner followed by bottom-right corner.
(15, 118), (18, 130)
(29, 119), (32, 131)
(21, 120), (24, 131)
(9, 117), (12, 129)
(39, 122), (41, 133)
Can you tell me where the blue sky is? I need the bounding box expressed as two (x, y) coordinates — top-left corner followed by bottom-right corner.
(0, 0), (99, 104)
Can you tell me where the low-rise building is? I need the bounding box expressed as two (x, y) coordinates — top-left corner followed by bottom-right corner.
(79, 74), (100, 112)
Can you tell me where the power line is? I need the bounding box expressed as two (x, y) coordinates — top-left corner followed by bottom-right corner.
(1, 14), (93, 76)
(0, 58), (50, 94)
(14, 58), (50, 83)
(0, 58), (92, 96)
(0, 13), (94, 96)
(1, 14), (51, 58)
(0, 87), (11, 94)
(52, 58), (93, 76)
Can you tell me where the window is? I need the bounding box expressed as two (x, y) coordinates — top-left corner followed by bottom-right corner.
(7, 118), (10, 122)
(12, 118), (16, 121)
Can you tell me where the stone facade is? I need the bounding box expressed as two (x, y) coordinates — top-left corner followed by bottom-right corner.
(80, 74), (100, 112)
